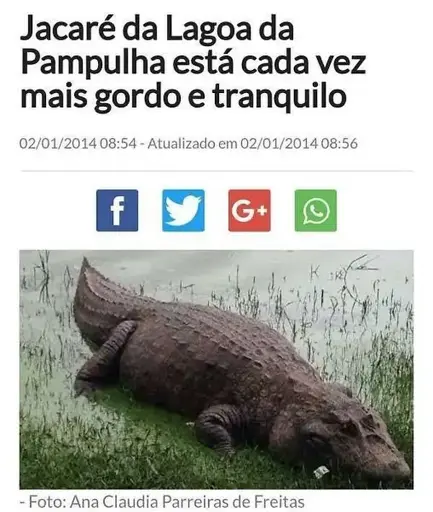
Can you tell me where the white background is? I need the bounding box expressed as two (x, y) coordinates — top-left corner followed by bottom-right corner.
(1, 0), (431, 510)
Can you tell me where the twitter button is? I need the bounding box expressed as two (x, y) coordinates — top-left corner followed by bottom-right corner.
(162, 189), (205, 232)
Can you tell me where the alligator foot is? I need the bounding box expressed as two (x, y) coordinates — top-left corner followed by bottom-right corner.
(194, 404), (245, 458)
(74, 320), (137, 398)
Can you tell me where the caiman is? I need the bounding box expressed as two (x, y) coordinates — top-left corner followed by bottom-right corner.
(73, 257), (411, 483)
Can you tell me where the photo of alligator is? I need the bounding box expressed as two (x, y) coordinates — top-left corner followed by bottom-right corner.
(19, 250), (414, 489)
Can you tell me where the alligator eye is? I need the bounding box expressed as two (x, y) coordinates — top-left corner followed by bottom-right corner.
(305, 435), (331, 459)
(310, 434), (325, 443)
(362, 413), (378, 429)
(341, 420), (359, 437)
(308, 434), (328, 448)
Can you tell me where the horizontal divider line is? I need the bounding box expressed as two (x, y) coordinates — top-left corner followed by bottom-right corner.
(21, 169), (414, 173)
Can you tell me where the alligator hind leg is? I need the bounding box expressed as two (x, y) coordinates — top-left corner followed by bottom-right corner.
(194, 404), (246, 457)
(74, 320), (137, 397)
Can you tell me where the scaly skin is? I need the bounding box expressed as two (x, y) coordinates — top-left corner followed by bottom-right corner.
(73, 257), (411, 483)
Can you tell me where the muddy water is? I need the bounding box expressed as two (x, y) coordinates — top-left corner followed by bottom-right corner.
(19, 250), (413, 429)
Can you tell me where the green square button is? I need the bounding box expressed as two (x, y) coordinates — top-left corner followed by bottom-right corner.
(295, 189), (337, 232)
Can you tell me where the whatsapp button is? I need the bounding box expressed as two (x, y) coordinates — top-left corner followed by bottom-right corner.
(295, 190), (337, 232)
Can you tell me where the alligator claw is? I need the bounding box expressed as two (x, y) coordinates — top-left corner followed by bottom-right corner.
(74, 381), (98, 399)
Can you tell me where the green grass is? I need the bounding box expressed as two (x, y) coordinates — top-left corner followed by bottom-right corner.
(19, 252), (413, 489)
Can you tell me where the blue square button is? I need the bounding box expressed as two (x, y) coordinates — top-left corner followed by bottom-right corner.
(162, 189), (205, 232)
(96, 190), (138, 232)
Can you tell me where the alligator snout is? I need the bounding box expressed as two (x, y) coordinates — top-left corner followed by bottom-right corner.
(386, 459), (412, 481)
(364, 458), (411, 483)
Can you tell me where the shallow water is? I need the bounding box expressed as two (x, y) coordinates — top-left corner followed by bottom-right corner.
(19, 250), (413, 430)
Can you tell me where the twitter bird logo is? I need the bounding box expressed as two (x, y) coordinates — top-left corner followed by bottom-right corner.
(162, 189), (205, 232)
(165, 195), (201, 226)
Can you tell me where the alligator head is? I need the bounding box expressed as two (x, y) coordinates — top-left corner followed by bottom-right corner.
(270, 391), (411, 484)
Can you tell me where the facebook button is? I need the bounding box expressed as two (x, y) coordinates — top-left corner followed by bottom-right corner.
(96, 190), (139, 232)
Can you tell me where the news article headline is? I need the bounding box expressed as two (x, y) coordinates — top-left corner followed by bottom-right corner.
(20, 14), (367, 115)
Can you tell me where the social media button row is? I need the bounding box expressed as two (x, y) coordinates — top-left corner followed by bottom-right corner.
(96, 189), (337, 232)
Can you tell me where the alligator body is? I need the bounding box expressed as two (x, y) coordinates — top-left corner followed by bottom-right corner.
(73, 257), (411, 483)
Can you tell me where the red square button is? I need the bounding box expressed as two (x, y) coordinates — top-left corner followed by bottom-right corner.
(228, 190), (271, 232)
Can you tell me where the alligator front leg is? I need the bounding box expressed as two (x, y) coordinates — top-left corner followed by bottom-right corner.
(194, 404), (246, 457)
(74, 320), (137, 397)
(268, 409), (299, 464)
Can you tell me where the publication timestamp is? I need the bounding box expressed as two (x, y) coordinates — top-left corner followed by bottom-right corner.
(18, 136), (359, 151)
(18, 137), (138, 150)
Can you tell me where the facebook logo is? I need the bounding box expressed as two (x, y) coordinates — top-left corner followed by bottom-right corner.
(96, 190), (139, 231)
